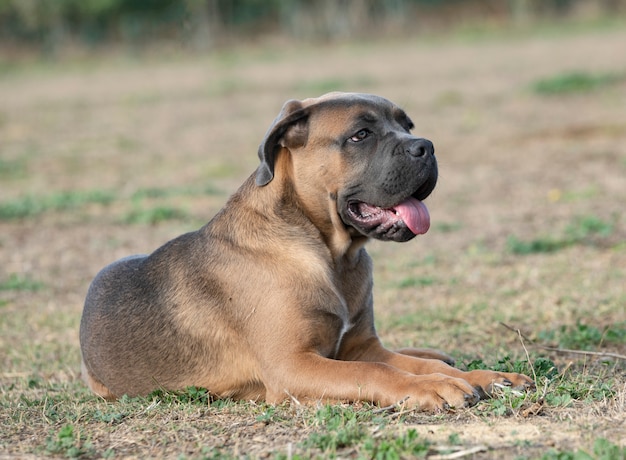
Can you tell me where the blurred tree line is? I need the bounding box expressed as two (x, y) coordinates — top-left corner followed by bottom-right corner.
(0, 0), (624, 53)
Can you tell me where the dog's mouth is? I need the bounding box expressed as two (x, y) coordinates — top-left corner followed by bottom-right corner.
(346, 196), (430, 239)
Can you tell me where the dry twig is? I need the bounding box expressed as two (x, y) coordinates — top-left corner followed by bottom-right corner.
(499, 322), (626, 361)
(429, 445), (488, 459)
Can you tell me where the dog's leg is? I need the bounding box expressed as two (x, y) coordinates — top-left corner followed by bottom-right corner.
(395, 347), (455, 366)
(346, 338), (535, 397)
(262, 353), (480, 412)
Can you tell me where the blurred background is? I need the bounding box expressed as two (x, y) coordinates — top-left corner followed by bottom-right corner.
(2, 0), (626, 57)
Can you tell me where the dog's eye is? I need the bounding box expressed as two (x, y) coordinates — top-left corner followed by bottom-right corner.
(350, 129), (371, 142)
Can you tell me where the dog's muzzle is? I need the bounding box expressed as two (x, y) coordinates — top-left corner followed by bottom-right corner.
(340, 138), (437, 242)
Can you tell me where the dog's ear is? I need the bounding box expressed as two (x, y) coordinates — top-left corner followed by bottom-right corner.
(256, 99), (310, 186)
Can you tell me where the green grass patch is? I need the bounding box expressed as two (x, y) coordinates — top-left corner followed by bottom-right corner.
(131, 184), (221, 200)
(434, 221), (463, 233)
(559, 186), (599, 202)
(145, 386), (213, 406)
(467, 356), (558, 381)
(396, 276), (437, 289)
(0, 185), (221, 222)
(0, 274), (45, 292)
(538, 321), (626, 350)
(123, 205), (189, 225)
(301, 405), (433, 458)
(115, 135), (140, 151)
(303, 405), (370, 454)
(547, 373), (616, 407)
(363, 428), (431, 459)
(0, 157), (27, 179)
(0, 190), (115, 220)
(506, 235), (567, 254)
(541, 438), (626, 460)
(44, 424), (95, 459)
(531, 70), (626, 95)
(564, 215), (613, 240)
(506, 215), (614, 254)
(122, 184), (223, 224)
(469, 356), (617, 417)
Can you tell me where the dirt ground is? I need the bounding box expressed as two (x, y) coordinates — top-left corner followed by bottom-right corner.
(1, 24), (625, 458)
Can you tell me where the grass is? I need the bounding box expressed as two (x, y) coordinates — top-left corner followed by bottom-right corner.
(538, 321), (626, 351)
(122, 205), (190, 224)
(395, 275), (437, 288)
(0, 185), (222, 222)
(0, 157), (27, 179)
(506, 215), (615, 255)
(531, 70), (626, 95)
(44, 424), (95, 458)
(541, 438), (626, 460)
(3, 364), (622, 459)
(0, 274), (45, 292)
(0, 190), (115, 220)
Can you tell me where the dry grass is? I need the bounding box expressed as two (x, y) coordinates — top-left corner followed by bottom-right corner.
(1, 23), (625, 459)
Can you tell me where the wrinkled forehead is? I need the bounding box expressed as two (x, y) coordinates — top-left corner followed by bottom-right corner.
(302, 92), (412, 132)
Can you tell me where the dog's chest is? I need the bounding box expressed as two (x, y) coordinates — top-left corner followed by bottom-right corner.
(332, 320), (354, 358)
(326, 261), (372, 358)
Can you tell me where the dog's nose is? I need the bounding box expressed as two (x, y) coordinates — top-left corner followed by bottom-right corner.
(406, 138), (434, 158)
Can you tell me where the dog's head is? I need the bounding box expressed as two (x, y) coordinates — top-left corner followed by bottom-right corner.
(257, 92), (437, 243)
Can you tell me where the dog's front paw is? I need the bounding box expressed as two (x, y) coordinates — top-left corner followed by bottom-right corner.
(403, 373), (481, 412)
(465, 370), (535, 398)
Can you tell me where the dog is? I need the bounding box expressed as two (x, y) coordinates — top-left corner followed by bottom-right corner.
(80, 92), (534, 411)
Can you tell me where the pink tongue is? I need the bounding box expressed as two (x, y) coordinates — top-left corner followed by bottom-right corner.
(394, 197), (430, 235)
